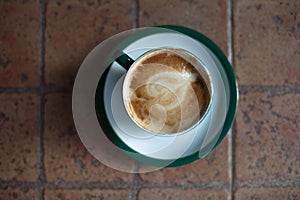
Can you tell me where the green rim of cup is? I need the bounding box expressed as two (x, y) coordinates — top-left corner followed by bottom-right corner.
(95, 25), (238, 167)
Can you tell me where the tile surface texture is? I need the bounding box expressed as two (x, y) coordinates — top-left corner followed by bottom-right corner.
(139, 139), (229, 183)
(0, 93), (38, 181)
(234, 187), (300, 200)
(138, 188), (228, 200)
(235, 91), (300, 181)
(0, 0), (299, 200)
(0, 0), (40, 87)
(139, 0), (228, 54)
(0, 187), (37, 200)
(45, 0), (132, 87)
(44, 189), (128, 200)
(44, 93), (130, 182)
(234, 0), (300, 86)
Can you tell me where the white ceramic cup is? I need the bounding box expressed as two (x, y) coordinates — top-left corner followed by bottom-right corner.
(118, 47), (213, 136)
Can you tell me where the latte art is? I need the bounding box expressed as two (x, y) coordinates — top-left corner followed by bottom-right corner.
(125, 50), (211, 134)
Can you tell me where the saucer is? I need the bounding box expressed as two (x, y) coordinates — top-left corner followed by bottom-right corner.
(100, 45), (226, 160)
(74, 26), (238, 167)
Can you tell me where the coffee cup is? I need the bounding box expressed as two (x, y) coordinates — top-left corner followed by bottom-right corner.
(116, 48), (213, 135)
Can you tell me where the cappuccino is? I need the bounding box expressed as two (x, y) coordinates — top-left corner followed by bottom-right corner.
(123, 48), (211, 134)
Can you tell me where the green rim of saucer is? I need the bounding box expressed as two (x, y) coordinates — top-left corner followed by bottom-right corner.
(95, 25), (238, 167)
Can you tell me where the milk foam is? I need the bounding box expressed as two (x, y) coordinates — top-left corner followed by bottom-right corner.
(125, 49), (210, 134)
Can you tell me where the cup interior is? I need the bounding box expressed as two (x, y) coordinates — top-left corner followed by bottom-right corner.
(122, 47), (213, 136)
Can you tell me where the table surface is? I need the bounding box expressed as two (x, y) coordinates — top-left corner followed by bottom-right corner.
(0, 0), (299, 200)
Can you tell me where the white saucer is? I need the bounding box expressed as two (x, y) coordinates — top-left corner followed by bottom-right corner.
(103, 32), (227, 160)
(73, 26), (238, 168)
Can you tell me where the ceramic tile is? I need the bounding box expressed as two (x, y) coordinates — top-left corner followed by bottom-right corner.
(0, 0), (40, 87)
(45, 0), (133, 87)
(44, 93), (130, 182)
(0, 187), (37, 200)
(139, 0), (228, 55)
(138, 188), (227, 200)
(139, 138), (229, 184)
(234, 187), (300, 200)
(235, 91), (300, 181)
(44, 189), (128, 200)
(234, 0), (300, 86)
(0, 93), (38, 181)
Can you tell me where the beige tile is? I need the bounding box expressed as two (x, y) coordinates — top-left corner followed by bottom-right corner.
(234, 0), (300, 86)
(235, 187), (300, 200)
(235, 91), (300, 181)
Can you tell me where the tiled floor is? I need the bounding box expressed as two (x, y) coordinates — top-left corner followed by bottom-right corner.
(0, 0), (299, 200)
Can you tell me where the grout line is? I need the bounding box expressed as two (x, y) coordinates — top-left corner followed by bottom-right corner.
(236, 179), (300, 188)
(39, 0), (46, 87)
(227, 0), (234, 199)
(228, 129), (234, 200)
(229, 124), (238, 199)
(43, 181), (229, 190)
(127, 180), (230, 190)
(2, 179), (299, 190)
(227, 0), (233, 65)
(1, 85), (299, 95)
(132, 0), (139, 28)
(133, 181), (229, 190)
(0, 87), (41, 93)
(128, 163), (139, 200)
(0, 87), (72, 93)
(0, 181), (36, 189)
(140, 181), (230, 190)
(37, 93), (46, 197)
(129, 1), (139, 198)
(238, 85), (300, 96)
(43, 181), (131, 190)
(37, 0), (47, 199)
(129, 175), (138, 200)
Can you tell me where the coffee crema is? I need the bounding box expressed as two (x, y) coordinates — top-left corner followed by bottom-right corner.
(125, 49), (210, 134)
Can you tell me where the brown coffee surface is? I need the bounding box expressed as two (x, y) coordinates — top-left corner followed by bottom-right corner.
(126, 50), (210, 134)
